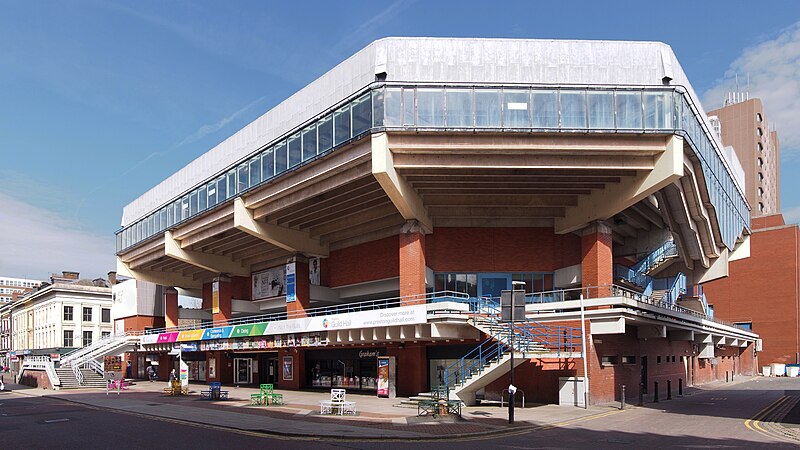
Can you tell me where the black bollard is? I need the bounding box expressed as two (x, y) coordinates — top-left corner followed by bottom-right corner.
(638, 382), (644, 406)
(678, 378), (683, 397)
(621, 385), (626, 410)
(654, 381), (659, 403)
(726, 371), (729, 383)
(667, 380), (672, 400)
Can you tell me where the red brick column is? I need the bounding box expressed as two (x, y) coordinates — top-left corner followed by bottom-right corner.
(581, 222), (613, 298)
(399, 221), (427, 305)
(164, 287), (179, 329)
(286, 256), (311, 318)
(212, 276), (232, 324)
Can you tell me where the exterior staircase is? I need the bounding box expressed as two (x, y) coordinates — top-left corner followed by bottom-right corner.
(414, 296), (583, 406)
(55, 366), (80, 389)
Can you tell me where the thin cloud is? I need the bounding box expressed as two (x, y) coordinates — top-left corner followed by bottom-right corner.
(703, 22), (800, 156)
(0, 192), (115, 280)
(174, 95), (267, 149)
(332, 0), (416, 53)
(783, 205), (800, 225)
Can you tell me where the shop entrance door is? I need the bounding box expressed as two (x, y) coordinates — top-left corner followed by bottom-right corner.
(234, 358), (252, 384)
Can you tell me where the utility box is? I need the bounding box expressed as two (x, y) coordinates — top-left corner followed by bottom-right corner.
(558, 377), (586, 407)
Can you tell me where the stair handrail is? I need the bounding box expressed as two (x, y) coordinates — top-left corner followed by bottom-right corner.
(87, 358), (103, 377)
(72, 363), (84, 385)
(442, 332), (508, 388)
(61, 334), (130, 367)
(20, 355), (60, 387)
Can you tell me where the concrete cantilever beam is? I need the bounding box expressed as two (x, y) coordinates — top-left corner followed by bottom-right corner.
(163, 231), (249, 277)
(555, 135), (684, 234)
(116, 257), (202, 290)
(371, 133), (434, 233)
(233, 198), (329, 257)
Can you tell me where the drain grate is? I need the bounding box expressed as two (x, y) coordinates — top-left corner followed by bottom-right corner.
(146, 403), (161, 406)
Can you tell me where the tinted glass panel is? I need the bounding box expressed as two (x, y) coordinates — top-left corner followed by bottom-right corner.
(288, 133), (301, 168)
(588, 91), (614, 129)
(351, 93), (371, 135)
(237, 163), (249, 192)
(372, 88), (384, 127)
(249, 157), (261, 186)
(503, 89), (530, 128)
(446, 89), (473, 127)
(318, 115), (333, 152)
(384, 88), (402, 126)
(560, 91), (586, 128)
(417, 89), (444, 127)
(275, 141), (287, 173)
(302, 125), (317, 161)
(532, 91), (558, 128)
(616, 91), (642, 129)
(475, 89), (501, 127)
(262, 148), (274, 179)
(403, 88), (415, 126)
(334, 106), (351, 146)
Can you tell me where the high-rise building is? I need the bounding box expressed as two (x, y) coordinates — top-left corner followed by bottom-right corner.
(704, 95), (798, 366)
(708, 97), (780, 216)
(0, 276), (43, 304)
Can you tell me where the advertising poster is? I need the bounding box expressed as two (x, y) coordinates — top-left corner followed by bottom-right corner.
(212, 280), (220, 314)
(252, 266), (286, 299)
(309, 257), (321, 285)
(286, 261), (296, 303)
(208, 357), (216, 379)
(283, 356), (294, 381)
(377, 357), (389, 397)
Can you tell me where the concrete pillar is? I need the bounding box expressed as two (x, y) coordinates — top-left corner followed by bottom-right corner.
(399, 220), (427, 305)
(581, 222), (613, 298)
(286, 255), (311, 318)
(164, 287), (179, 329)
(212, 276), (232, 324)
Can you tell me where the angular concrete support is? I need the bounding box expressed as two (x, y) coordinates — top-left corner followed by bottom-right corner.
(117, 257), (202, 289)
(164, 231), (249, 277)
(668, 329), (694, 341)
(638, 325), (667, 339)
(556, 135), (684, 233)
(372, 133), (433, 232)
(234, 198), (328, 257)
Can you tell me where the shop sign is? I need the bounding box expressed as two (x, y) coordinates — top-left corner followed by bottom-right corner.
(358, 350), (379, 359)
(201, 326), (233, 340)
(50, 353), (61, 361)
(178, 329), (204, 342)
(230, 324), (255, 338)
(157, 332), (179, 343)
(141, 334), (160, 345)
(264, 305), (426, 335)
(180, 343), (198, 352)
(212, 280), (220, 314)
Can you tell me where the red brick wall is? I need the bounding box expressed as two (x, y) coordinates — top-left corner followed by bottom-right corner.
(327, 236), (399, 287)
(752, 213), (785, 229)
(232, 276), (251, 300)
(115, 315), (165, 334)
(426, 227), (581, 272)
(400, 229), (426, 302)
(484, 358), (579, 404)
(387, 343), (427, 396)
(164, 290), (179, 329)
(278, 349), (304, 390)
(703, 223), (799, 365)
(581, 226), (613, 298)
(18, 369), (53, 389)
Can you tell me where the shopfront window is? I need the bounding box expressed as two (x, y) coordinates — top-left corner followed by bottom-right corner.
(306, 348), (382, 391)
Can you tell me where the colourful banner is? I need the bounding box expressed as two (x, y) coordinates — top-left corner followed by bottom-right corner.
(201, 326), (233, 340)
(230, 324), (255, 338)
(178, 329), (204, 342)
(249, 323), (268, 336)
(286, 262), (296, 303)
(156, 332), (179, 343)
(212, 280), (220, 314)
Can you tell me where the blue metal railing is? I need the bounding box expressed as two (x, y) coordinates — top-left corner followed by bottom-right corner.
(442, 333), (509, 389)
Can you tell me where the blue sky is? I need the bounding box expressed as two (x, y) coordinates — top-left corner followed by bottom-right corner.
(2, 0), (800, 280)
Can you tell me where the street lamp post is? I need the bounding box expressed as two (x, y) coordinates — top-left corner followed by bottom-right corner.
(507, 281), (526, 424)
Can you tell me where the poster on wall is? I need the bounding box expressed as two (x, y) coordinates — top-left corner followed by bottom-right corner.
(377, 358), (389, 397)
(252, 266), (286, 300)
(212, 280), (220, 314)
(286, 262), (296, 303)
(209, 357), (216, 379)
(282, 356), (294, 381)
(309, 257), (321, 285)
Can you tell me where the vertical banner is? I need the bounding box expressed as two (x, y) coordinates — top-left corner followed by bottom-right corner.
(285, 262), (296, 303)
(282, 355), (294, 381)
(377, 357), (389, 397)
(212, 280), (220, 314)
(179, 352), (189, 388)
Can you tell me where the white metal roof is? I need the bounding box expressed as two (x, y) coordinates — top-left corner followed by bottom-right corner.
(121, 37), (719, 227)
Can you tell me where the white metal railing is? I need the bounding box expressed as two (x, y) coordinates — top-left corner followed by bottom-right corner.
(20, 355), (60, 387)
(72, 363), (83, 385)
(60, 334), (131, 367)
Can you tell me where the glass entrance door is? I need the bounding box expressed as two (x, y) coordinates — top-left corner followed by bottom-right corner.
(234, 358), (252, 384)
(478, 273), (511, 299)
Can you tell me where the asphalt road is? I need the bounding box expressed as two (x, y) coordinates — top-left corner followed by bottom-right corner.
(2, 377), (799, 449)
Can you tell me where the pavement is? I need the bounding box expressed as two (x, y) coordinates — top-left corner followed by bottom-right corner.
(0, 379), (620, 440)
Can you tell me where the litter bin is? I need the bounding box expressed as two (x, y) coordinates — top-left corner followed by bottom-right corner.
(762, 366), (772, 376)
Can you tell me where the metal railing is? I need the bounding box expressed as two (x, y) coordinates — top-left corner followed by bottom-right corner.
(20, 355), (60, 387)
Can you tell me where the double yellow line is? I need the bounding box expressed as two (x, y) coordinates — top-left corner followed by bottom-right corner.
(744, 395), (792, 442)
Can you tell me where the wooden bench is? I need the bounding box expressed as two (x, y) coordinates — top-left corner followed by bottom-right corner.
(162, 380), (188, 396)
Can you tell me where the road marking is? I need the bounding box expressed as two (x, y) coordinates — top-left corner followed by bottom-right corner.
(744, 395), (796, 443)
(43, 418), (70, 423)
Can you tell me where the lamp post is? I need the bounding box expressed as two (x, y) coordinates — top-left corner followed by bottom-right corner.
(508, 281), (526, 424)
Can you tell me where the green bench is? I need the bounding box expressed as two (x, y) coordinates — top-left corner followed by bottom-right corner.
(418, 385), (461, 417)
(250, 383), (283, 406)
